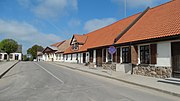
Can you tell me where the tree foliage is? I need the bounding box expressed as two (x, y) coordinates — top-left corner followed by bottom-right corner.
(27, 45), (44, 59)
(0, 39), (18, 55)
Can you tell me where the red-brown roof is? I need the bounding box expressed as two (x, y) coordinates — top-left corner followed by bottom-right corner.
(64, 14), (140, 54)
(73, 34), (87, 44)
(116, 0), (180, 44)
(51, 41), (65, 47)
(55, 39), (71, 53)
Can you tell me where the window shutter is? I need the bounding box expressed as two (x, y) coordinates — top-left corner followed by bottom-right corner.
(150, 44), (157, 64)
(103, 49), (106, 62)
(113, 51), (117, 62)
(131, 45), (138, 64)
(117, 47), (120, 63)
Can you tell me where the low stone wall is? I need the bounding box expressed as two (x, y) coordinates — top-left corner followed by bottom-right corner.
(102, 63), (116, 71)
(133, 65), (172, 79)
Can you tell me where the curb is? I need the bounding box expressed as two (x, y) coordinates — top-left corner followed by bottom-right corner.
(0, 61), (19, 79)
(55, 63), (180, 97)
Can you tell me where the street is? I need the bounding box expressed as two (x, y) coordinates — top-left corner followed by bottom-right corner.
(0, 62), (179, 101)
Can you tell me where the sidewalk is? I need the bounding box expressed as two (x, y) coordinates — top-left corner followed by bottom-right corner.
(52, 62), (180, 97)
(0, 61), (19, 78)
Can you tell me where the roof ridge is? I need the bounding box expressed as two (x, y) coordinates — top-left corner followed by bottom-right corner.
(114, 7), (150, 43)
(85, 13), (141, 36)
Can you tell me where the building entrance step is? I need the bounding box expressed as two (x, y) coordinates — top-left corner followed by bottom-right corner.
(165, 78), (180, 82)
(158, 78), (180, 85)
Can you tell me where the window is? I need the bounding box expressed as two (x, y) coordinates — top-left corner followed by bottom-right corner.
(4, 54), (7, 60)
(140, 45), (150, 64)
(117, 47), (120, 63)
(71, 54), (72, 60)
(89, 50), (93, 62)
(0, 54), (2, 59)
(76, 53), (78, 60)
(103, 49), (106, 62)
(108, 52), (112, 62)
(72, 43), (78, 50)
(122, 47), (131, 63)
(9, 54), (13, 59)
(56, 54), (58, 60)
(66, 55), (68, 60)
(59, 54), (61, 60)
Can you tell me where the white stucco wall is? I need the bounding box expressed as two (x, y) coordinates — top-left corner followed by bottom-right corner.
(156, 41), (171, 67)
(137, 41), (172, 67)
(0, 53), (7, 61)
(0, 53), (22, 61)
(64, 54), (78, 63)
(54, 53), (64, 62)
(93, 50), (96, 63)
(86, 52), (89, 63)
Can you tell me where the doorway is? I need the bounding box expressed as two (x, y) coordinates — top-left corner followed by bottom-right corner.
(4, 54), (7, 60)
(96, 49), (102, 66)
(83, 53), (86, 63)
(171, 42), (180, 78)
(15, 54), (19, 60)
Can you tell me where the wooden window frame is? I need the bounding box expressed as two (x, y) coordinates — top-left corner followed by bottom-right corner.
(66, 55), (68, 60)
(0, 54), (2, 59)
(71, 54), (72, 60)
(117, 47), (121, 63)
(89, 50), (93, 62)
(140, 45), (150, 64)
(103, 48), (106, 63)
(122, 47), (131, 63)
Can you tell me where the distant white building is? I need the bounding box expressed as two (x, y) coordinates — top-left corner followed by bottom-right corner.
(0, 45), (22, 61)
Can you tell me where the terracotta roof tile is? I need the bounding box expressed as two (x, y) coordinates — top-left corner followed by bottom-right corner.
(116, 0), (180, 44)
(51, 41), (65, 47)
(64, 14), (140, 54)
(73, 34), (87, 44)
(55, 39), (71, 53)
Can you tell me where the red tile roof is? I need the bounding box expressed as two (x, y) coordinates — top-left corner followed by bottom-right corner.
(51, 41), (65, 47)
(64, 14), (140, 54)
(116, 0), (180, 44)
(55, 39), (71, 53)
(73, 34), (87, 44)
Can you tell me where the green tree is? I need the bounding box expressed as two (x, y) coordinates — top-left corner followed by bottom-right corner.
(27, 45), (43, 59)
(0, 39), (18, 60)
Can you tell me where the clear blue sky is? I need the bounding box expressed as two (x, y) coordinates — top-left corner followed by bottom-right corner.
(0, 0), (171, 54)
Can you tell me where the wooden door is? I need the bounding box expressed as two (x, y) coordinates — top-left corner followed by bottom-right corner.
(83, 53), (86, 63)
(15, 54), (19, 60)
(96, 49), (102, 66)
(172, 42), (180, 78)
(4, 54), (7, 60)
(117, 47), (120, 63)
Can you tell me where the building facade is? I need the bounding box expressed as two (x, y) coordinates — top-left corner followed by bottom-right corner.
(41, 0), (180, 78)
(0, 45), (22, 61)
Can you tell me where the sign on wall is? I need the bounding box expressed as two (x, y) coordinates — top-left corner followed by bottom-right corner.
(108, 46), (116, 55)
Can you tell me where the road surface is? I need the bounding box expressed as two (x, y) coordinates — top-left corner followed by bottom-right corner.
(0, 62), (179, 101)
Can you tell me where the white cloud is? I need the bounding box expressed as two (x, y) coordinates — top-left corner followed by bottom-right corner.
(18, 0), (78, 19)
(112, 0), (159, 8)
(84, 18), (116, 32)
(0, 19), (61, 54)
(68, 19), (81, 27)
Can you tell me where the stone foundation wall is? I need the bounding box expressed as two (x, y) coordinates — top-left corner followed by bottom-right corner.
(133, 65), (172, 79)
(102, 63), (116, 71)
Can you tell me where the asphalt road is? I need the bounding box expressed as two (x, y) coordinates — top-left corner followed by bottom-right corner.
(0, 62), (179, 101)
